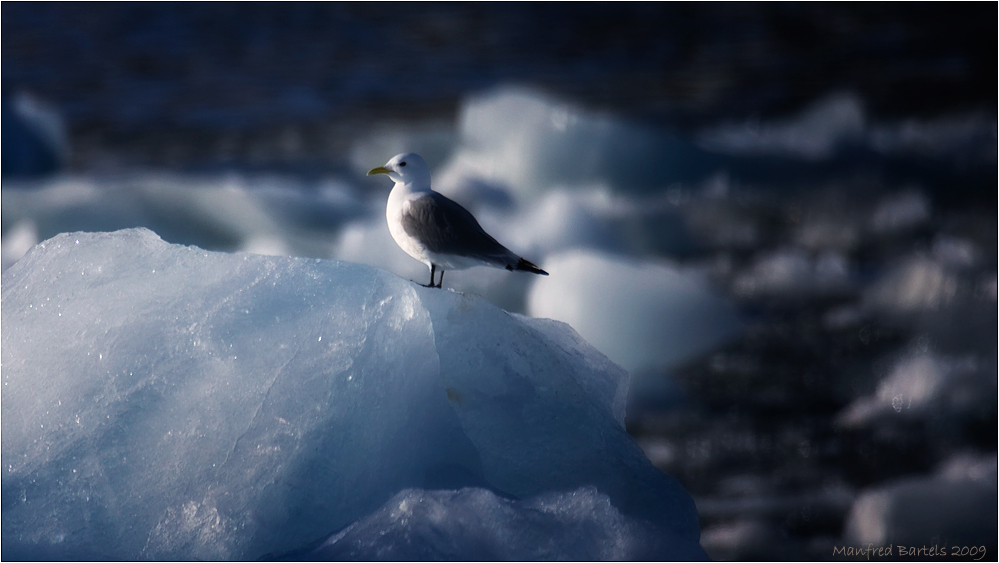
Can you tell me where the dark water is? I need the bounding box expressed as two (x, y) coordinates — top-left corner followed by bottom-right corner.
(3, 3), (995, 171)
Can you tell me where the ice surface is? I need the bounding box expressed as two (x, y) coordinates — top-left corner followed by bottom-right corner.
(1, 228), (703, 560)
(527, 249), (741, 375)
(310, 486), (703, 561)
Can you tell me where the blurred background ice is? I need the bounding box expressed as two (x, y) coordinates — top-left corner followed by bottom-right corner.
(2, 3), (995, 559)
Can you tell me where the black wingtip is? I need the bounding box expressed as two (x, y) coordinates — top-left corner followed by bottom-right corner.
(513, 258), (549, 276)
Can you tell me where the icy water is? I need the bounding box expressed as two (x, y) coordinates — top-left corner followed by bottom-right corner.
(3, 4), (996, 560)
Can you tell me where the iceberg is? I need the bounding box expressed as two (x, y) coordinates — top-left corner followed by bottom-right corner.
(1, 228), (704, 560)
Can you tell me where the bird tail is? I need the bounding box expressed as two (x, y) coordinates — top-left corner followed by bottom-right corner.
(508, 258), (549, 276)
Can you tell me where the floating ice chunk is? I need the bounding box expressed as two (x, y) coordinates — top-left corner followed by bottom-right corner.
(864, 255), (957, 313)
(2, 228), (701, 560)
(870, 190), (930, 234)
(868, 111), (998, 164)
(436, 85), (709, 198)
(475, 187), (623, 259)
(844, 464), (997, 548)
(526, 249), (741, 374)
(981, 274), (998, 302)
(696, 92), (865, 160)
(1, 219), (38, 270)
(682, 194), (761, 250)
(795, 217), (861, 252)
(334, 217), (427, 282)
(937, 452), (998, 485)
(699, 519), (779, 560)
(1, 172), (366, 267)
(438, 175), (517, 211)
(732, 248), (852, 298)
(349, 120), (457, 178)
(699, 93), (996, 166)
(239, 234), (289, 257)
(931, 235), (979, 269)
(836, 351), (993, 428)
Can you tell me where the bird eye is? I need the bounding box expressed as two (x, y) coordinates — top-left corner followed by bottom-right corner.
(399, 162), (407, 167)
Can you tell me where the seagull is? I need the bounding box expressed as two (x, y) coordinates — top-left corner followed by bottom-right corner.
(368, 153), (548, 288)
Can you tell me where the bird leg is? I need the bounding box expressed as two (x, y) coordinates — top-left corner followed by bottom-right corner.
(423, 264), (437, 288)
(420, 264), (445, 288)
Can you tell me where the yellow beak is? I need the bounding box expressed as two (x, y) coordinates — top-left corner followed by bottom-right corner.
(367, 166), (391, 176)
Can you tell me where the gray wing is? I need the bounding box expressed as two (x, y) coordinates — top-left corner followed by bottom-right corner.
(402, 192), (515, 264)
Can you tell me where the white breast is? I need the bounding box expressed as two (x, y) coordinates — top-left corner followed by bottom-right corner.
(386, 186), (431, 266)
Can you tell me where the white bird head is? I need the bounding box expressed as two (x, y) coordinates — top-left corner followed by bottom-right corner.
(367, 153), (432, 190)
